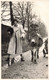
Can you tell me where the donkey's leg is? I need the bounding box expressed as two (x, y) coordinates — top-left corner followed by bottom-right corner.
(34, 51), (37, 64)
(43, 49), (46, 57)
(37, 48), (39, 59)
(31, 50), (33, 62)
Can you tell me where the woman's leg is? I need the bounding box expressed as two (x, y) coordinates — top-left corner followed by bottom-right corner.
(7, 54), (11, 66)
(8, 54), (14, 66)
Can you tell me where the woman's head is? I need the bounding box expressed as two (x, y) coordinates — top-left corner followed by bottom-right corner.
(13, 19), (18, 26)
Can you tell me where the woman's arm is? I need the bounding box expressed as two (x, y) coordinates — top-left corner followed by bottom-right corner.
(20, 24), (26, 39)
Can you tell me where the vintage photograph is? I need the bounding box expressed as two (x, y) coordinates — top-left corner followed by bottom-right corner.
(1, 0), (48, 79)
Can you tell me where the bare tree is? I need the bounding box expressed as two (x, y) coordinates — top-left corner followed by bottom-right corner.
(12, 2), (26, 28)
(1, 1), (39, 35)
(1, 1), (10, 21)
(25, 2), (33, 39)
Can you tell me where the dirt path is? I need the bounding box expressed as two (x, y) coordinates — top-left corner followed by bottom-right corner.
(2, 50), (48, 79)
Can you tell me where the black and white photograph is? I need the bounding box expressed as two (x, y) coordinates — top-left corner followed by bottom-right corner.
(1, 0), (48, 79)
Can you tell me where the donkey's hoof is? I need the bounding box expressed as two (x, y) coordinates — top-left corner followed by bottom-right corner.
(37, 56), (39, 59)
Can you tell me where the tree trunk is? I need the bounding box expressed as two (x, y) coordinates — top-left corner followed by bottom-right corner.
(27, 3), (29, 39)
(9, 2), (14, 25)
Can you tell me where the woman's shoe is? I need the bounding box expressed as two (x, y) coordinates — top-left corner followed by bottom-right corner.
(20, 54), (25, 62)
(21, 57), (25, 62)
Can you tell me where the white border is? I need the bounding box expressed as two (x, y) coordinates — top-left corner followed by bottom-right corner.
(0, 0), (49, 80)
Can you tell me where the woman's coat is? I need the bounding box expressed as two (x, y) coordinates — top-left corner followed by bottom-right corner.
(7, 24), (25, 55)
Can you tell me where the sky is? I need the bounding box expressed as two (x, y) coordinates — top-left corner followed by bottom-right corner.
(32, 0), (49, 33)
(1, 0), (49, 33)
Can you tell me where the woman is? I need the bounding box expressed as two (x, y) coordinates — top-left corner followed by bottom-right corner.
(7, 19), (26, 66)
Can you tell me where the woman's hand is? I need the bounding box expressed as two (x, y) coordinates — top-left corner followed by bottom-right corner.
(20, 33), (25, 40)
